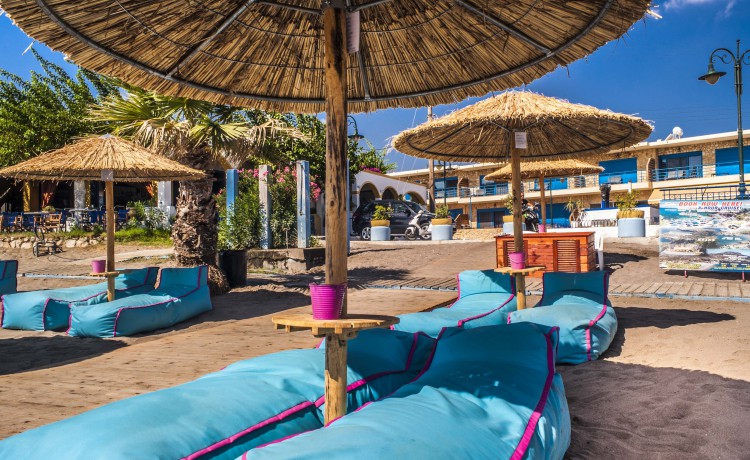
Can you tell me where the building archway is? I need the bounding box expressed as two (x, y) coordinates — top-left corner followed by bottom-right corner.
(381, 187), (398, 200)
(404, 191), (425, 204)
(359, 182), (380, 204)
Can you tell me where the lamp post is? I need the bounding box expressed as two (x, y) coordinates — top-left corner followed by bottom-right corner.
(347, 115), (364, 143)
(346, 116), (364, 254)
(699, 39), (750, 199)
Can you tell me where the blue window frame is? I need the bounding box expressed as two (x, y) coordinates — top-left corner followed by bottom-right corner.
(599, 158), (638, 185)
(715, 147), (750, 176)
(476, 207), (507, 229)
(533, 177), (568, 191)
(435, 176), (458, 198)
(656, 151), (702, 181)
(479, 175), (508, 195)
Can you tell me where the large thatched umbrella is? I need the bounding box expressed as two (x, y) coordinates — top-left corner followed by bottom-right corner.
(393, 91), (652, 307)
(0, 135), (204, 300)
(485, 159), (604, 231)
(0, 0), (651, 423)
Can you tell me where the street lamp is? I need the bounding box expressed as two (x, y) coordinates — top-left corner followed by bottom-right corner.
(699, 39), (750, 198)
(347, 115), (364, 143)
(346, 116), (364, 255)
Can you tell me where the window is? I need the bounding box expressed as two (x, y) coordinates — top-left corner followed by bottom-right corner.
(715, 147), (750, 176)
(599, 158), (637, 185)
(656, 151), (702, 181)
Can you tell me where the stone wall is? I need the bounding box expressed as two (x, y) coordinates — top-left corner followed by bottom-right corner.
(0, 235), (105, 249)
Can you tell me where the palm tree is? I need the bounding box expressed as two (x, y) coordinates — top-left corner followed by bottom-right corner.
(92, 88), (303, 294)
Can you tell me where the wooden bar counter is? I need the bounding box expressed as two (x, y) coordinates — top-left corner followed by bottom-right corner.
(495, 231), (597, 277)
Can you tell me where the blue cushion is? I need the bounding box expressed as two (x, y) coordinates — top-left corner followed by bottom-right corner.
(0, 329), (435, 460)
(457, 269), (514, 298)
(243, 324), (570, 460)
(0, 260), (18, 295)
(508, 272), (617, 364)
(68, 266), (212, 338)
(1, 267), (158, 331)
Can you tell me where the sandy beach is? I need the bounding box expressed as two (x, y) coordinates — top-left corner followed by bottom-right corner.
(1, 240), (749, 458)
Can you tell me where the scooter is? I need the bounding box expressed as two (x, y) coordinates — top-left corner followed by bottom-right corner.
(404, 210), (432, 240)
(523, 202), (541, 232)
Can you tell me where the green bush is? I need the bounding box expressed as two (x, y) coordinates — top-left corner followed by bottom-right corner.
(114, 227), (171, 244)
(435, 205), (450, 219)
(372, 205), (391, 221)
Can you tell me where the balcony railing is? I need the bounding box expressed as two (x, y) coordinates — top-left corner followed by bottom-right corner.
(431, 161), (744, 201)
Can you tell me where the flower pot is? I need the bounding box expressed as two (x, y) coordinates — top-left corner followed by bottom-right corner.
(508, 251), (526, 270)
(431, 218), (452, 226)
(371, 225), (391, 241)
(502, 215), (514, 223)
(538, 224), (547, 233)
(617, 218), (646, 238)
(431, 224), (453, 240)
(309, 283), (346, 320)
(371, 219), (391, 227)
(219, 249), (248, 288)
(91, 259), (106, 274)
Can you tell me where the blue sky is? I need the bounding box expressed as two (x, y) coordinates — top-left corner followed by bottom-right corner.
(1, 1), (748, 171)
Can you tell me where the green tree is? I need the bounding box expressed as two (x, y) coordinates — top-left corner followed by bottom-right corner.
(92, 87), (302, 294)
(0, 49), (119, 167)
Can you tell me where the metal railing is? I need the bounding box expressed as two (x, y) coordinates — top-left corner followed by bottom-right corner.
(662, 185), (741, 201)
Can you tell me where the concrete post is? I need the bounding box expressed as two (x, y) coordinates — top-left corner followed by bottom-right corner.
(74, 181), (87, 209)
(296, 161), (311, 248)
(259, 165), (272, 250)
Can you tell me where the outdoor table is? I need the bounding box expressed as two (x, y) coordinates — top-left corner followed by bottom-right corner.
(88, 269), (131, 301)
(272, 313), (399, 424)
(494, 266), (545, 310)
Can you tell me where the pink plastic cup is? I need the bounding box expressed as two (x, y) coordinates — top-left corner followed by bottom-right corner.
(538, 224), (547, 233)
(309, 283), (347, 320)
(91, 259), (106, 274)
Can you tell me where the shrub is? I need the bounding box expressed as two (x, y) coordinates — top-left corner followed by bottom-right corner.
(114, 227), (171, 245)
(435, 205), (450, 219)
(372, 205), (391, 221)
(615, 192), (644, 219)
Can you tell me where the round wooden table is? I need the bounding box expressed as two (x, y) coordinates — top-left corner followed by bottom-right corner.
(272, 313), (399, 424)
(494, 266), (545, 309)
(89, 270), (129, 301)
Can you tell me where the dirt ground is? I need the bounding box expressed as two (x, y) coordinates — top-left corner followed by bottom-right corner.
(1, 239), (749, 459)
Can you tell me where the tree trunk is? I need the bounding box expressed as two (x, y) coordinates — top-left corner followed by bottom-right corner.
(172, 146), (229, 295)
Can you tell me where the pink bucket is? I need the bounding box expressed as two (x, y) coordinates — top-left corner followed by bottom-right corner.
(91, 259), (106, 274)
(309, 283), (347, 320)
(538, 224), (547, 233)
(508, 251), (526, 270)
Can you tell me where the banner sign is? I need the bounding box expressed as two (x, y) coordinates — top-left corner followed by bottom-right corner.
(659, 199), (750, 272)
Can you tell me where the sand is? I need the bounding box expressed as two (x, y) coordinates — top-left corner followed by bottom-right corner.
(1, 240), (749, 459)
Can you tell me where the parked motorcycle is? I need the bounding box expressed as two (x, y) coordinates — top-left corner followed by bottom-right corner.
(404, 210), (432, 240)
(523, 201), (541, 232)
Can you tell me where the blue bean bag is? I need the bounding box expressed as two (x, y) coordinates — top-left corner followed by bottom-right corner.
(68, 266), (214, 338)
(243, 323), (570, 460)
(1, 267), (158, 331)
(508, 271), (617, 364)
(393, 269), (516, 337)
(0, 329), (435, 460)
(0, 260), (18, 296)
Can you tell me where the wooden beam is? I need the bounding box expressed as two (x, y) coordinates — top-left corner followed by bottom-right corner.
(510, 138), (527, 309)
(324, 334), (347, 424)
(538, 175), (546, 230)
(323, 6), (349, 314)
(105, 180), (116, 301)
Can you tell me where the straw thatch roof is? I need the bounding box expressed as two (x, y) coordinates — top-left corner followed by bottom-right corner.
(485, 159), (604, 181)
(0, 136), (205, 182)
(392, 91), (653, 161)
(0, 0), (651, 113)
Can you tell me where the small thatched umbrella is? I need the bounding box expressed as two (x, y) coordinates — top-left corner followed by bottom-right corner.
(485, 159), (604, 231)
(0, 135), (204, 300)
(394, 91), (652, 308)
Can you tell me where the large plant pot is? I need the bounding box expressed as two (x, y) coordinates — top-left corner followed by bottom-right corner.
(502, 222), (526, 234)
(219, 249), (248, 288)
(432, 224), (453, 241)
(371, 226), (391, 241)
(617, 218), (646, 238)
(309, 283), (346, 320)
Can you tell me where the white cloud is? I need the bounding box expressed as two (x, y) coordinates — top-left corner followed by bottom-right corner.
(662, 0), (736, 16)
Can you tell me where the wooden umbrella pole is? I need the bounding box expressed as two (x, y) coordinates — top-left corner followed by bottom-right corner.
(538, 175), (547, 230)
(510, 141), (527, 309)
(323, 5), (348, 425)
(105, 180), (115, 301)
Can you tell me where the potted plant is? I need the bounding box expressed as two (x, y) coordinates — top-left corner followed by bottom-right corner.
(432, 205), (453, 240)
(218, 197), (257, 288)
(615, 191), (646, 237)
(502, 193), (524, 235)
(564, 198), (586, 228)
(370, 205), (392, 241)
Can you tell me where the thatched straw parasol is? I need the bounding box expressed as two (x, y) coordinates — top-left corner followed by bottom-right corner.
(0, 135), (204, 300)
(393, 91), (652, 308)
(485, 159), (604, 231)
(0, 0), (652, 423)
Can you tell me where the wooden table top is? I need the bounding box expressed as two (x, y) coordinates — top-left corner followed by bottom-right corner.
(494, 266), (545, 276)
(88, 270), (127, 277)
(272, 313), (399, 336)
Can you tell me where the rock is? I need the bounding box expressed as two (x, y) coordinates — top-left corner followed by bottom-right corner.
(79, 242), (89, 248)
(89, 239), (99, 246)
(20, 242), (33, 249)
(65, 239), (77, 248)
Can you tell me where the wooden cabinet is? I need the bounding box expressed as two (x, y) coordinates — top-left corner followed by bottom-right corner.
(495, 232), (597, 277)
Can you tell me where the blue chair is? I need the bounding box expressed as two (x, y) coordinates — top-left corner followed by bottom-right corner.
(68, 266), (213, 338)
(508, 271), (618, 364)
(1, 267), (159, 331)
(393, 269), (517, 337)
